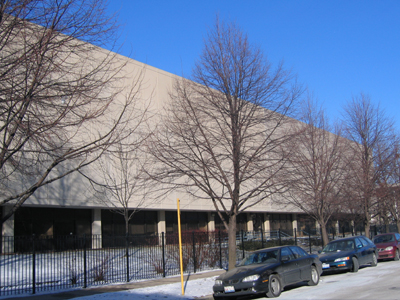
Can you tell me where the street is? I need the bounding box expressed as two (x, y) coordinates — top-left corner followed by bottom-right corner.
(203, 259), (400, 300)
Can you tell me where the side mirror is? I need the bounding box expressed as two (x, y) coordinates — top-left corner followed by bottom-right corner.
(281, 256), (290, 262)
(357, 244), (362, 249)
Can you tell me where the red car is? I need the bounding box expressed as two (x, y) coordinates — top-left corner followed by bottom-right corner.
(373, 233), (400, 261)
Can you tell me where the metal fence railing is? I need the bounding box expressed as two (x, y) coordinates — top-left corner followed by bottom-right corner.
(2, 225), (393, 297)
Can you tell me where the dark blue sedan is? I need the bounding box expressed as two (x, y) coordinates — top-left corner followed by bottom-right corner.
(319, 236), (378, 273)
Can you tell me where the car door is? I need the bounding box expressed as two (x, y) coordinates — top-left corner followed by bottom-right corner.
(354, 237), (366, 264)
(359, 236), (375, 263)
(289, 246), (311, 282)
(279, 247), (300, 285)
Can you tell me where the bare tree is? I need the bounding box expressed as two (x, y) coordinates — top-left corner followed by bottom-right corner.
(374, 135), (400, 232)
(0, 0), (143, 223)
(148, 19), (302, 269)
(341, 93), (396, 238)
(82, 119), (154, 236)
(283, 97), (348, 245)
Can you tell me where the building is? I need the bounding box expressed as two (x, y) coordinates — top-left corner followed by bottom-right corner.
(1, 39), (327, 250)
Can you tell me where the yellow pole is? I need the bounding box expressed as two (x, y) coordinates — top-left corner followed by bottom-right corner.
(177, 198), (184, 295)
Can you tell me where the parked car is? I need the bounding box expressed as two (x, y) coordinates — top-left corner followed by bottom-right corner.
(373, 232), (400, 261)
(319, 236), (377, 273)
(212, 245), (322, 299)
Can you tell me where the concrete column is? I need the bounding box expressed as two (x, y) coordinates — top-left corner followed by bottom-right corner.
(263, 213), (271, 232)
(292, 214), (298, 234)
(207, 212), (215, 231)
(91, 209), (102, 249)
(335, 220), (340, 236)
(247, 213), (254, 232)
(2, 206), (14, 253)
(157, 211), (166, 234)
(157, 210), (166, 245)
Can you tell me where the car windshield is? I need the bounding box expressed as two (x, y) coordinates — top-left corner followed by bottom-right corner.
(239, 249), (279, 266)
(373, 234), (394, 244)
(322, 240), (355, 253)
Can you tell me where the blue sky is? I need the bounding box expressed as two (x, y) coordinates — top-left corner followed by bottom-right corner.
(106, 0), (400, 131)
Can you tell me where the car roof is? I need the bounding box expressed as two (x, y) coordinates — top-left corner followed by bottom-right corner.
(373, 233), (395, 236)
(327, 236), (367, 243)
(253, 245), (295, 253)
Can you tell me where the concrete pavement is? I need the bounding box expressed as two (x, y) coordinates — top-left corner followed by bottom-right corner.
(1, 269), (225, 300)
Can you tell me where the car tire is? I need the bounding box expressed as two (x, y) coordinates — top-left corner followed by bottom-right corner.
(351, 257), (359, 273)
(394, 250), (399, 261)
(266, 274), (282, 298)
(307, 265), (320, 286)
(371, 253), (378, 267)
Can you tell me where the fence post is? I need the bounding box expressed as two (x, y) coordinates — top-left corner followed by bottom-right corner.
(241, 230), (245, 259)
(192, 231), (196, 273)
(83, 234), (87, 288)
(279, 228), (281, 246)
(126, 233), (129, 282)
(218, 230), (222, 269)
(162, 232), (166, 277)
(261, 229), (264, 249)
(294, 228), (297, 246)
(32, 234), (36, 295)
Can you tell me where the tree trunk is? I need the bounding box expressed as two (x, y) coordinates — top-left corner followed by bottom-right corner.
(320, 222), (329, 246)
(125, 210), (129, 236)
(228, 214), (237, 270)
(364, 218), (370, 239)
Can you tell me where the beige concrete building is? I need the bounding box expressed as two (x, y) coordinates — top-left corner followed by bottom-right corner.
(1, 47), (319, 247)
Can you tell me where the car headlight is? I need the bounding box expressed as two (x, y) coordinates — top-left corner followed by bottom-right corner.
(242, 274), (260, 282)
(214, 280), (223, 286)
(334, 256), (350, 262)
(385, 246), (394, 251)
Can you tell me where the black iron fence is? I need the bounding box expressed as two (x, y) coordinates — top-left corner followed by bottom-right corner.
(0, 227), (373, 297)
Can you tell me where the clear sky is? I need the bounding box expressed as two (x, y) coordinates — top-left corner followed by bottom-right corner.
(106, 0), (400, 131)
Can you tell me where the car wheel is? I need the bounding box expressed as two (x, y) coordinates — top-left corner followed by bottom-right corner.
(394, 250), (399, 261)
(266, 274), (282, 298)
(307, 265), (320, 286)
(371, 253), (378, 267)
(351, 257), (359, 273)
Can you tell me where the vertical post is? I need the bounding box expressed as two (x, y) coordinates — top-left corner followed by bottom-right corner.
(32, 235), (36, 295)
(241, 230), (245, 259)
(261, 229), (264, 249)
(177, 199), (184, 296)
(342, 226), (345, 238)
(308, 230), (312, 254)
(162, 232), (166, 277)
(192, 231), (196, 273)
(83, 234), (87, 288)
(279, 228), (282, 246)
(126, 233), (129, 282)
(294, 228), (297, 246)
(218, 230), (222, 269)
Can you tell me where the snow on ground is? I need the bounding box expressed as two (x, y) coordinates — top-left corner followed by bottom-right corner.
(73, 276), (217, 300)
(72, 260), (400, 300)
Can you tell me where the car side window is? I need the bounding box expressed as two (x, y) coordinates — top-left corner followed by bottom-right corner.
(396, 233), (400, 241)
(355, 238), (363, 248)
(359, 237), (369, 247)
(289, 246), (307, 258)
(280, 247), (295, 261)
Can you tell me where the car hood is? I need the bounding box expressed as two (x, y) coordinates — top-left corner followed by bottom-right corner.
(218, 263), (279, 281)
(319, 250), (354, 262)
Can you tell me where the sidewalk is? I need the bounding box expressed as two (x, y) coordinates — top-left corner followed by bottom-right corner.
(1, 269), (225, 300)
